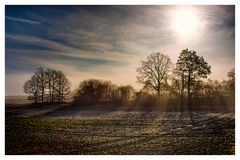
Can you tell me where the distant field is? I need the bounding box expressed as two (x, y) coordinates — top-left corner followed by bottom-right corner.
(5, 95), (29, 105)
(5, 107), (235, 154)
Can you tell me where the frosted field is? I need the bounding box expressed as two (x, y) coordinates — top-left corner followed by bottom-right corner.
(5, 104), (235, 155)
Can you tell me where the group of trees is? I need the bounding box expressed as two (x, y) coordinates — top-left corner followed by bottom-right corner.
(23, 67), (71, 103)
(136, 49), (234, 117)
(73, 79), (135, 105)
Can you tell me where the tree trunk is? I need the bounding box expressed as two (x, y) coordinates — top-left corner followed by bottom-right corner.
(41, 84), (44, 103)
(61, 89), (64, 103)
(34, 93), (37, 103)
(180, 72), (184, 121)
(157, 83), (161, 96)
(187, 73), (193, 121)
(49, 80), (51, 103)
(58, 85), (61, 103)
(52, 80), (55, 102)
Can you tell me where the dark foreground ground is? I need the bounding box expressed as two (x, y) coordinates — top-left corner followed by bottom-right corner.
(5, 103), (235, 155)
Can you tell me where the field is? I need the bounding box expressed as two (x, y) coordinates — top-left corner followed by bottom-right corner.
(5, 101), (235, 155)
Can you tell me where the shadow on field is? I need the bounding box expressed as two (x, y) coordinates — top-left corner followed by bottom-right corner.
(32, 104), (163, 118)
(5, 101), (235, 119)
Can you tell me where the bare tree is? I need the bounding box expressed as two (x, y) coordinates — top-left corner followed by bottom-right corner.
(45, 69), (65, 103)
(45, 68), (53, 102)
(51, 69), (58, 102)
(23, 75), (40, 103)
(137, 52), (173, 96)
(176, 49), (211, 120)
(55, 71), (71, 103)
(35, 67), (46, 103)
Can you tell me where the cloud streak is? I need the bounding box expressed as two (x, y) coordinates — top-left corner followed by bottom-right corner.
(6, 16), (41, 25)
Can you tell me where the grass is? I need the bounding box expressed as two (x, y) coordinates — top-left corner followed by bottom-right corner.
(5, 116), (235, 155)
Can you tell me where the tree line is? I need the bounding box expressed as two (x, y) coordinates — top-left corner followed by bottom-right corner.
(23, 67), (71, 103)
(73, 79), (135, 105)
(23, 49), (234, 114)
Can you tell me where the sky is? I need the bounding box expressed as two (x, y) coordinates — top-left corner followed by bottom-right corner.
(5, 5), (235, 96)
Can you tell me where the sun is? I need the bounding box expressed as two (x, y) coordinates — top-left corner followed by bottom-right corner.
(172, 8), (200, 40)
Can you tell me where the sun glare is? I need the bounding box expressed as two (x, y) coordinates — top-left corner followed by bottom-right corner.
(172, 8), (201, 40)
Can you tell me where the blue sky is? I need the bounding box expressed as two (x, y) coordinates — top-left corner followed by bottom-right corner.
(5, 5), (235, 95)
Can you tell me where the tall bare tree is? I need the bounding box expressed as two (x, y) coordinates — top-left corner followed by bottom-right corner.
(45, 68), (53, 102)
(51, 69), (58, 102)
(176, 49), (211, 120)
(137, 52), (172, 96)
(35, 67), (46, 103)
(55, 71), (71, 103)
(23, 75), (40, 103)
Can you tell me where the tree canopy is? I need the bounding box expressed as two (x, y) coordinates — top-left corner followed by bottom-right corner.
(137, 52), (173, 95)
